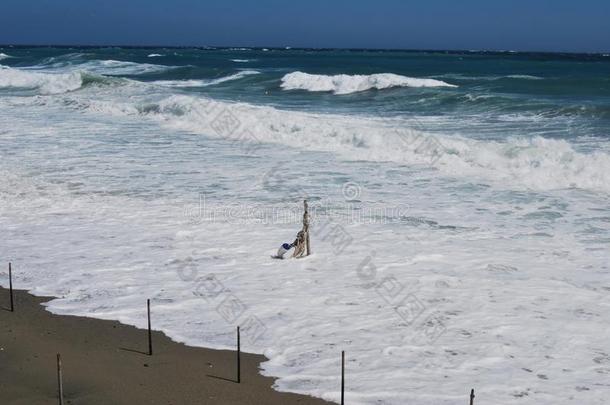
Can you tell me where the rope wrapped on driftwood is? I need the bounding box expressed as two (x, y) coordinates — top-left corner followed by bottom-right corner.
(292, 200), (311, 258)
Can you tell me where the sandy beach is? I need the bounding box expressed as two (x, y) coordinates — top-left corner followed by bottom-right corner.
(0, 287), (333, 404)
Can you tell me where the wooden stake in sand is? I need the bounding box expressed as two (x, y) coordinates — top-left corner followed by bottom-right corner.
(304, 200), (311, 256)
(470, 388), (475, 405)
(341, 350), (345, 405)
(147, 299), (153, 356)
(8, 262), (14, 312)
(293, 200), (311, 258)
(237, 326), (241, 383)
(57, 353), (64, 405)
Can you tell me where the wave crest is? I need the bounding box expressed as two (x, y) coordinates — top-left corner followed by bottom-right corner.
(281, 71), (457, 94)
(75, 60), (178, 76)
(0, 65), (125, 95)
(153, 70), (260, 88)
(0, 66), (83, 94)
(30, 55), (181, 76)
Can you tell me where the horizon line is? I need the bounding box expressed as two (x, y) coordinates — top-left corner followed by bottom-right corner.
(1, 43), (609, 56)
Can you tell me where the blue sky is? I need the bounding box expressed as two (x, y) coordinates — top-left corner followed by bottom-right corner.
(1, 0), (609, 52)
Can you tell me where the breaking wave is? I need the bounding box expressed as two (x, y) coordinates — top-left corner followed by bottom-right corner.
(0, 65), (84, 94)
(75, 93), (610, 193)
(0, 65), (122, 95)
(0, 53), (12, 60)
(73, 60), (179, 76)
(28, 55), (181, 76)
(281, 71), (457, 94)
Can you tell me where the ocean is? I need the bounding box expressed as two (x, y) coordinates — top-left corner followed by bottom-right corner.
(1, 46), (609, 404)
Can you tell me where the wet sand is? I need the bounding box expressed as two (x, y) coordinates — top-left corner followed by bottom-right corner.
(0, 287), (334, 404)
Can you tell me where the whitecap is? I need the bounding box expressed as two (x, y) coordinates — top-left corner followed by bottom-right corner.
(281, 71), (457, 94)
(153, 70), (260, 88)
(0, 66), (83, 94)
(77, 59), (178, 75)
(506, 74), (543, 80)
(152, 79), (210, 88)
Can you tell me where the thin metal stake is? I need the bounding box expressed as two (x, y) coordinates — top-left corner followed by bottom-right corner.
(237, 326), (241, 383)
(470, 388), (475, 405)
(57, 353), (64, 405)
(341, 350), (345, 405)
(9, 262), (14, 312)
(147, 299), (152, 356)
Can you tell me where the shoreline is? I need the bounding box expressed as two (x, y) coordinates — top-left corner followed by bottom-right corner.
(0, 287), (334, 404)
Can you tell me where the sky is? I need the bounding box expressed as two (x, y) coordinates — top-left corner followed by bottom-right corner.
(1, 0), (609, 53)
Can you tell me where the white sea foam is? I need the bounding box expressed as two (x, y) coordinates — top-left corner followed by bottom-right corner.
(77, 59), (177, 75)
(0, 65), (83, 94)
(152, 79), (211, 88)
(506, 74), (543, 80)
(231, 59), (252, 63)
(147, 53), (164, 57)
(281, 72), (457, 94)
(0, 53), (12, 60)
(153, 70), (260, 88)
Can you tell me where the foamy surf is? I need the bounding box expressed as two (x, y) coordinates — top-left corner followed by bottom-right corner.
(281, 71), (457, 94)
(0, 53), (12, 60)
